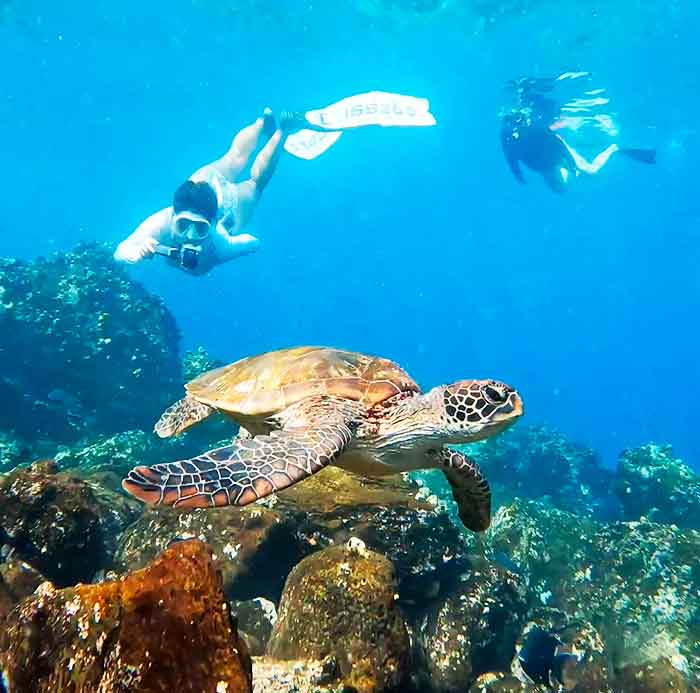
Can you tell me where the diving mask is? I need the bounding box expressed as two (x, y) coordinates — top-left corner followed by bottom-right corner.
(173, 211), (211, 242)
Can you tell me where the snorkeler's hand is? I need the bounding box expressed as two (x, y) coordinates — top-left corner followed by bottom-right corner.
(114, 237), (158, 264)
(140, 237), (159, 260)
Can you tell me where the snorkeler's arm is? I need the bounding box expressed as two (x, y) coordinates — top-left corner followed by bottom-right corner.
(212, 223), (260, 262)
(114, 208), (172, 264)
(500, 127), (526, 183)
(501, 142), (526, 183)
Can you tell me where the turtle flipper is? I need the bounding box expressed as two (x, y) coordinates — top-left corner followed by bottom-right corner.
(433, 448), (491, 532)
(155, 396), (215, 438)
(123, 421), (354, 509)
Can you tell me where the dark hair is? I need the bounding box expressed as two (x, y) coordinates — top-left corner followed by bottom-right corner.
(173, 180), (218, 223)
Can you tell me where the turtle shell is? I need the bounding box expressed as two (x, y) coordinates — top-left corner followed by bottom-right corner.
(185, 346), (420, 418)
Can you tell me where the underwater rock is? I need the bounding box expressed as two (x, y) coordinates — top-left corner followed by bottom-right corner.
(511, 609), (611, 692)
(117, 466), (475, 606)
(232, 597), (278, 656)
(485, 499), (700, 685)
(0, 243), (180, 443)
(0, 558), (45, 624)
(267, 541), (412, 692)
(418, 556), (528, 692)
(0, 460), (136, 586)
(115, 504), (302, 602)
(612, 657), (697, 692)
(252, 656), (344, 693)
(469, 671), (542, 692)
(615, 443), (700, 529)
(467, 425), (618, 518)
(273, 466), (479, 607)
(0, 538), (252, 692)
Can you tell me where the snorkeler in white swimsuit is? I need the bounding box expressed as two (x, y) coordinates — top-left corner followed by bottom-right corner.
(115, 92), (438, 274)
(114, 108), (291, 275)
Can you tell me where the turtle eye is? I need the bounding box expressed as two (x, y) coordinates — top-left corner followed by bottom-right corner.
(484, 385), (507, 405)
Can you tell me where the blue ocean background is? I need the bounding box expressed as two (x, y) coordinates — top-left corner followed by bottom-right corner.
(2, 0), (697, 468)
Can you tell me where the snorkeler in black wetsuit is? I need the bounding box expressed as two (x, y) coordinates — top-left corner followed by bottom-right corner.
(500, 73), (656, 193)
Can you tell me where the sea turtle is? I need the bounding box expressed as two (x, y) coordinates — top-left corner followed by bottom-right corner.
(123, 346), (523, 531)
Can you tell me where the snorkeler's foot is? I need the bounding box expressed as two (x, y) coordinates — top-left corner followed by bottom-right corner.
(278, 110), (311, 135)
(618, 147), (656, 165)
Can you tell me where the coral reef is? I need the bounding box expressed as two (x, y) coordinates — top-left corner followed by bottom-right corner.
(55, 429), (194, 479)
(182, 345), (225, 381)
(467, 425), (619, 518)
(0, 243), (180, 443)
(267, 541), (412, 692)
(0, 460), (137, 585)
(418, 556), (528, 691)
(615, 443), (700, 529)
(484, 499), (700, 685)
(0, 429), (33, 473)
(0, 539), (252, 692)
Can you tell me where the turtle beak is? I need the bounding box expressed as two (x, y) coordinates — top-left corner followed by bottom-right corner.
(494, 392), (524, 422)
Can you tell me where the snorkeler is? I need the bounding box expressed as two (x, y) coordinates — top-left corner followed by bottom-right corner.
(114, 108), (291, 275)
(500, 72), (656, 193)
(114, 92), (436, 274)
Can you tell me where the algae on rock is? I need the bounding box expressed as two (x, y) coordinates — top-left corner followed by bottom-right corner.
(615, 443), (700, 529)
(484, 499), (700, 684)
(466, 425), (618, 519)
(418, 556), (528, 692)
(0, 539), (253, 692)
(267, 542), (412, 692)
(0, 460), (137, 586)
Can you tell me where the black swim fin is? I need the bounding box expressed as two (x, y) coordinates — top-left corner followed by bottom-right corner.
(619, 148), (656, 164)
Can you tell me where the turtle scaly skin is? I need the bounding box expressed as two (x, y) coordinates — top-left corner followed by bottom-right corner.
(123, 347), (523, 532)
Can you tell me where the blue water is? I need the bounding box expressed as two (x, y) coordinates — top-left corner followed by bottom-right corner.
(2, 0), (698, 467)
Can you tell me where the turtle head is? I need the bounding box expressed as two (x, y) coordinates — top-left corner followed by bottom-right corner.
(437, 379), (523, 442)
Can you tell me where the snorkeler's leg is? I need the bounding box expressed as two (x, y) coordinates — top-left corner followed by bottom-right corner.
(220, 114), (271, 178)
(250, 129), (284, 192)
(561, 139), (619, 175)
(228, 131), (283, 233)
(189, 111), (272, 183)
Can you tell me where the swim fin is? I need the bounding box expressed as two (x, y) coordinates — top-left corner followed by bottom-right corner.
(619, 148), (656, 164)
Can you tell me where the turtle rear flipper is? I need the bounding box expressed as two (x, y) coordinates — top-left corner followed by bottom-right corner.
(155, 396), (215, 438)
(433, 448), (491, 532)
(124, 398), (358, 508)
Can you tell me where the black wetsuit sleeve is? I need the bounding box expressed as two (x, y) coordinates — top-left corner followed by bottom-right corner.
(501, 135), (526, 184)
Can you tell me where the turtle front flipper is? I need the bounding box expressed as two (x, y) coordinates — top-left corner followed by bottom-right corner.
(155, 396), (215, 438)
(432, 448), (491, 532)
(123, 419), (355, 509)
